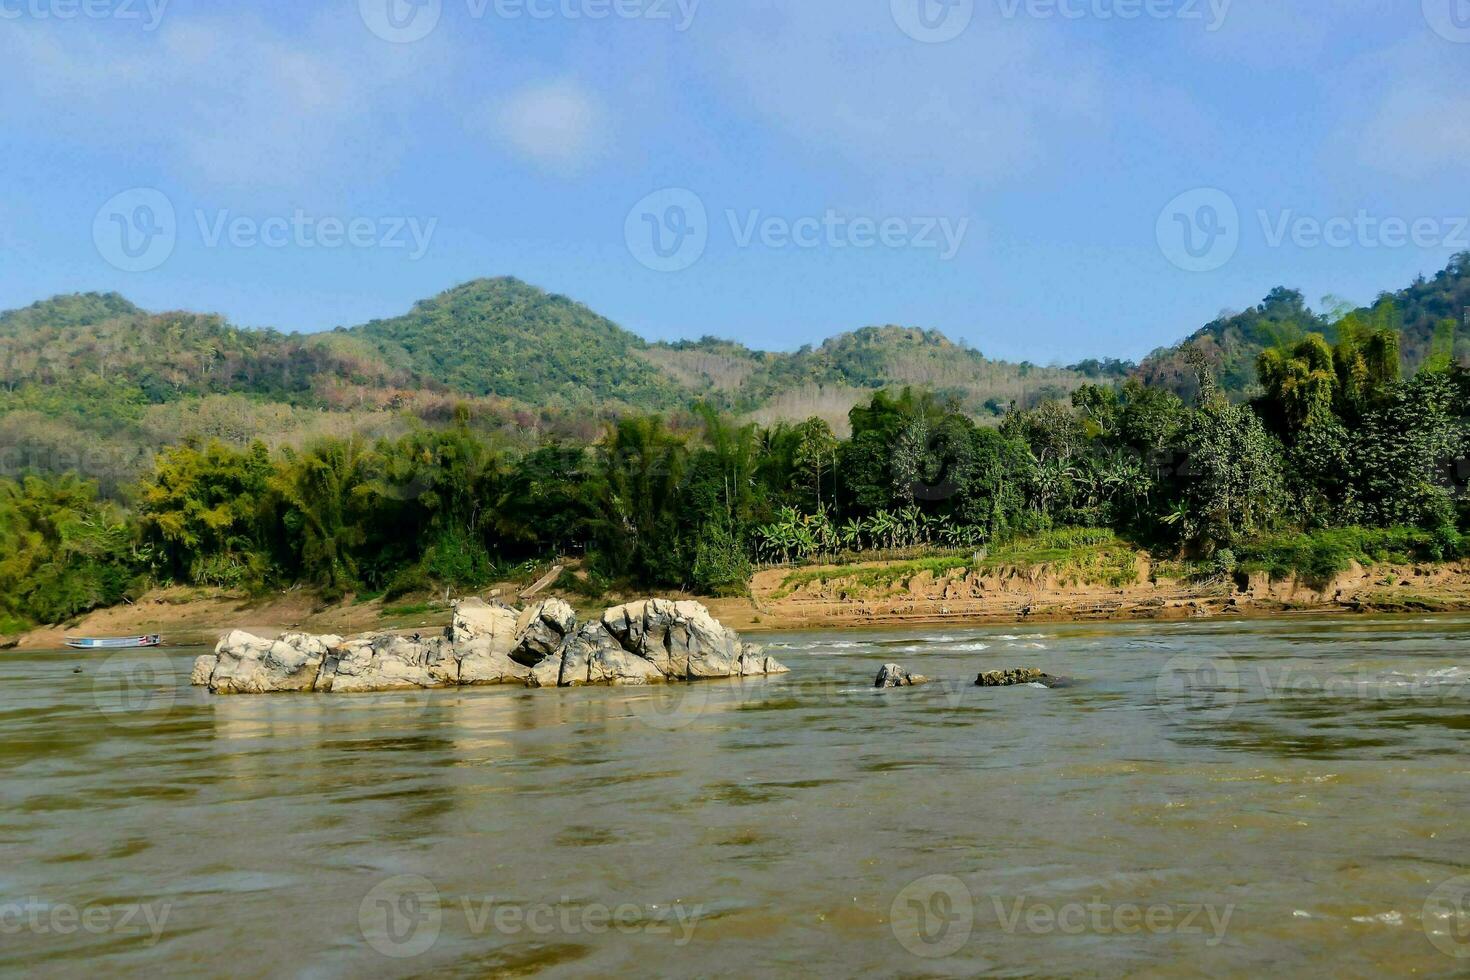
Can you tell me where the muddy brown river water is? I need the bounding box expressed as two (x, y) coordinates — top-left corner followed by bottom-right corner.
(3, 616), (1470, 977)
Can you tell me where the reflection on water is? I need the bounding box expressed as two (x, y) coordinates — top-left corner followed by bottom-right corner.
(3, 616), (1470, 976)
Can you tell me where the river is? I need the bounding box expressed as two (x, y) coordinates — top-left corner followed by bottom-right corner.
(3, 616), (1469, 977)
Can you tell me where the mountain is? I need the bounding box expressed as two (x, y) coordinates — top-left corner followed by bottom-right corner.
(347, 278), (689, 411)
(13, 256), (1464, 490)
(1139, 252), (1470, 400)
(0, 292), (141, 332)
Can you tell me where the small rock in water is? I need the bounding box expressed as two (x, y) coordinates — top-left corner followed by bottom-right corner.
(976, 667), (1068, 688)
(875, 663), (927, 688)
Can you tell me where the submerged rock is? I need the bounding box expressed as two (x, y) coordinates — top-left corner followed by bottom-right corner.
(976, 667), (1068, 688)
(192, 597), (786, 695)
(874, 663), (928, 688)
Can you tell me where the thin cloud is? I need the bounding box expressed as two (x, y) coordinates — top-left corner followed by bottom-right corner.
(484, 79), (607, 174)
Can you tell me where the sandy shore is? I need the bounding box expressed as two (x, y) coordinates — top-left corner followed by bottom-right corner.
(11, 558), (1470, 651)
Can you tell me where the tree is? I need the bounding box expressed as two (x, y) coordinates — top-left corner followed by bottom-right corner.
(793, 416), (838, 510)
(1179, 351), (1285, 550)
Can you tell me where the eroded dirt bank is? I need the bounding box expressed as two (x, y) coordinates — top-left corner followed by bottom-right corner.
(703, 559), (1470, 632)
(14, 559), (1470, 650)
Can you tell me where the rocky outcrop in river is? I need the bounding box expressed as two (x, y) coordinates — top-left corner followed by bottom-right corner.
(190, 598), (788, 696)
(874, 663), (927, 688)
(976, 667), (1068, 688)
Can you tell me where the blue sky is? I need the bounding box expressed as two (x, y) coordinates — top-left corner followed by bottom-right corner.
(1, 0), (1467, 363)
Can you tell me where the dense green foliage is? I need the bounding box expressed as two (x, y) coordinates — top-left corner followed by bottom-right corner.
(1140, 252), (1470, 400)
(5, 258), (1470, 631)
(0, 475), (145, 627)
(353, 278), (689, 409)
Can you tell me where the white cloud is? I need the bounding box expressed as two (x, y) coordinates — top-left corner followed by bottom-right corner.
(485, 79), (605, 173)
(0, 13), (453, 191)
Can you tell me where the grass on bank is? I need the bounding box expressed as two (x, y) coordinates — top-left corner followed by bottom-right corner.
(1155, 526), (1468, 589)
(773, 527), (1139, 597)
(771, 524), (1470, 599)
(1233, 526), (1465, 588)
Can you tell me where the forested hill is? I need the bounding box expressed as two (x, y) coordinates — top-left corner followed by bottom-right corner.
(345, 278), (690, 411)
(0, 277), (1111, 424)
(646, 326), (1120, 424)
(1139, 252), (1470, 400)
(4, 255), (1466, 487)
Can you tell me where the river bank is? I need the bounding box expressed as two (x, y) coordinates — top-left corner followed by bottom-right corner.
(12, 555), (1470, 651)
